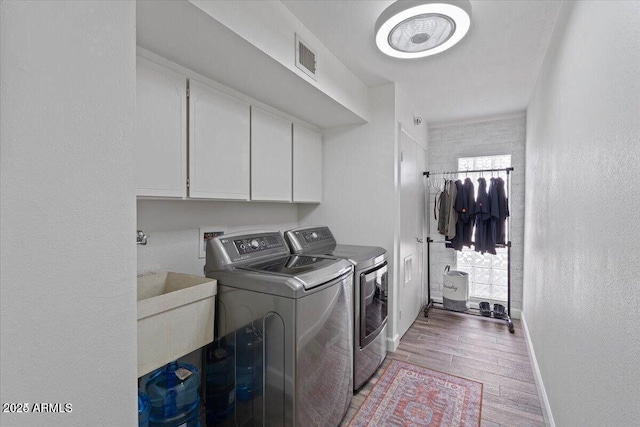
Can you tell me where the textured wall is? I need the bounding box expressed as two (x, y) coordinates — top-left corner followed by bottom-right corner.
(298, 84), (399, 340)
(137, 200), (299, 276)
(427, 115), (526, 315)
(524, 1), (640, 425)
(0, 1), (137, 425)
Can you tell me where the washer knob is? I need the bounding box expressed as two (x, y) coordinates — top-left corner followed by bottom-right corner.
(249, 239), (260, 250)
(311, 232), (318, 239)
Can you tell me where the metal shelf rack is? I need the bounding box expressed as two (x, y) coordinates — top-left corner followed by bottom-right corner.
(422, 167), (515, 333)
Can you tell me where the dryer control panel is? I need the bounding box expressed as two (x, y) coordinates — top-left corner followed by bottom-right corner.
(301, 228), (333, 243)
(285, 226), (337, 254)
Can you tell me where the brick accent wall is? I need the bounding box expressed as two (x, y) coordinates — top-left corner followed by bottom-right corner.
(427, 115), (526, 314)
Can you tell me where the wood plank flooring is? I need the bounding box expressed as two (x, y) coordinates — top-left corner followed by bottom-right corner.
(340, 308), (547, 427)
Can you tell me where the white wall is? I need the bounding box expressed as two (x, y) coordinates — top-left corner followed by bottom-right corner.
(189, 0), (370, 123)
(298, 84), (398, 340)
(524, 1), (640, 425)
(0, 2), (137, 426)
(427, 115), (526, 315)
(395, 84), (428, 152)
(137, 200), (299, 276)
(299, 83), (428, 347)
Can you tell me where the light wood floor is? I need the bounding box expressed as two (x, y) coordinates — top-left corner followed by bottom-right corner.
(340, 308), (547, 427)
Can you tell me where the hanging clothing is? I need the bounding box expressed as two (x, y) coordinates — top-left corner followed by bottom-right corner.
(432, 173), (509, 255)
(436, 186), (448, 236)
(445, 180), (457, 239)
(461, 178), (475, 246)
(486, 178), (499, 255)
(494, 177), (509, 244)
(474, 177), (490, 254)
(449, 180), (466, 250)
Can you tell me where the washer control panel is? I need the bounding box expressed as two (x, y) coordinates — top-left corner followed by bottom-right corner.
(234, 234), (284, 255)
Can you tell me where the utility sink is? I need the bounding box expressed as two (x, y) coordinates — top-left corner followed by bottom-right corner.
(137, 272), (216, 377)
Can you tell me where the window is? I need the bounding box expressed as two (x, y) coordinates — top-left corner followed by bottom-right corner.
(456, 155), (510, 302)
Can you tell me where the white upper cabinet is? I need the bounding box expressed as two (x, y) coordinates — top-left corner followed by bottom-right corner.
(135, 55), (322, 203)
(251, 108), (292, 202)
(136, 58), (187, 197)
(189, 80), (250, 200)
(293, 124), (322, 203)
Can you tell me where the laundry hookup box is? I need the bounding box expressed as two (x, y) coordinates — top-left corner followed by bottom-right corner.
(442, 266), (470, 312)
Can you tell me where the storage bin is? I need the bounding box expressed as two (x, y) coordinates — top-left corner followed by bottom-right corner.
(442, 265), (469, 312)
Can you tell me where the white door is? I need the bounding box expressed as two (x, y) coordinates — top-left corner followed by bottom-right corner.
(398, 128), (426, 337)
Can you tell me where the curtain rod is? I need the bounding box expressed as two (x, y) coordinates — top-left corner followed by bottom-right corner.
(423, 167), (513, 178)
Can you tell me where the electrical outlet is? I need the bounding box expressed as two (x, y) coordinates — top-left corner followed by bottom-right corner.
(199, 227), (224, 259)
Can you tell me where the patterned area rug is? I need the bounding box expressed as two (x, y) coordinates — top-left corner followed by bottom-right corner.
(348, 360), (482, 427)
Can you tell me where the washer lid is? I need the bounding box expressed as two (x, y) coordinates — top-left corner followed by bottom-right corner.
(208, 255), (353, 297)
(238, 255), (342, 276)
(329, 244), (387, 267)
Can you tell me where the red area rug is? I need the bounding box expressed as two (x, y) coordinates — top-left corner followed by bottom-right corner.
(348, 360), (482, 427)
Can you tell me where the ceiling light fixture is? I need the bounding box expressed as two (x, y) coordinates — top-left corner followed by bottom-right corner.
(375, 0), (472, 59)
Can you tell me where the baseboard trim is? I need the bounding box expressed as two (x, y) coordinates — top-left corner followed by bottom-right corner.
(386, 333), (400, 352)
(521, 311), (555, 427)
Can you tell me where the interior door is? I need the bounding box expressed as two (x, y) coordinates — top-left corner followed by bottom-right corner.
(399, 128), (426, 337)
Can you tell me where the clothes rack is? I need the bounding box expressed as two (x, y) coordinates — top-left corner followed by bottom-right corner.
(424, 167), (513, 178)
(422, 167), (515, 333)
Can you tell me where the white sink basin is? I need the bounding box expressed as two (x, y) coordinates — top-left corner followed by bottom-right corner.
(137, 272), (216, 377)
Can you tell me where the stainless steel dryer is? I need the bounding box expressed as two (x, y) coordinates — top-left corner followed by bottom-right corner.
(284, 226), (388, 391)
(204, 230), (353, 427)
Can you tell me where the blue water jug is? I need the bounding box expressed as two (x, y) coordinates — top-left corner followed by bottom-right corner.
(235, 326), (263, 402)
(146, 361), (200, 427)
(138, 390), (150, 427)
(205, 339), (235, 424)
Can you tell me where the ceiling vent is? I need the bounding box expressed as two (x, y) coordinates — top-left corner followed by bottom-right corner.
(295, 33), (317, 80)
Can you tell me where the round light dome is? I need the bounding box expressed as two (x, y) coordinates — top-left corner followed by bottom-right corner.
(375, 1), (472, 59)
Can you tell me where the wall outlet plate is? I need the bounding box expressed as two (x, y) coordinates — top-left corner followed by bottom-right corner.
(199, 227), (224, 259)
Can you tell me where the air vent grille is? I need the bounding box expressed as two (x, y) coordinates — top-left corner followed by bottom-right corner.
(295, 34), (317, 80)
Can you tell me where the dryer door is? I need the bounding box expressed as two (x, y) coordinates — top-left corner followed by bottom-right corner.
(360, 262), (388, 347)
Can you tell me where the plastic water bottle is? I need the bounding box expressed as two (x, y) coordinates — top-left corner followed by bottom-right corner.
(205, 338), (235, 424)
(235, 326), (263, 402)
(138, 390), (150, 427)
(145, 361), (201, 427)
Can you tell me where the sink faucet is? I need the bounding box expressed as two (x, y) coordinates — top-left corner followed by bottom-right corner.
(137, 230), (148, 245)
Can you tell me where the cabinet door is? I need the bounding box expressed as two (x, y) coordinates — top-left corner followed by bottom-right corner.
(293, 124), (322, 203)
(189, 80), (250, 200)
(136, 58), (187, 197)
(251, 108), (292, 202)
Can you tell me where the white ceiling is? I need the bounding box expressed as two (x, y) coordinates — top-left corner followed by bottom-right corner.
(282, 0), (563, 125)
